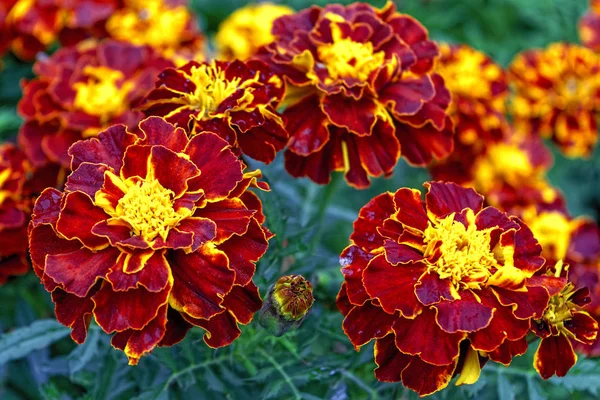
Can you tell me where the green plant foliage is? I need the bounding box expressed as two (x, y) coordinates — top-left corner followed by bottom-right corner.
(1, 0), (599, 399)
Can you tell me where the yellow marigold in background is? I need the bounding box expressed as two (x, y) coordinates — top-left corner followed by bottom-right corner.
(430, 129), (559, 214)
(215, 3), (293, 61)
(509, 43), (600, 158)
(435, 44), (508, 150)
(106, 0), (205, 65)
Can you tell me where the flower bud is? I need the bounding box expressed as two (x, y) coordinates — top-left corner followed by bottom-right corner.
(258, 275), (314, 336)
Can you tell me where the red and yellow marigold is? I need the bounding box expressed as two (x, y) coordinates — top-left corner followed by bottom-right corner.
(18, 39), (174, 168)
(0, 144), (31, 284)
(509, 43), (600, 158)
(28, 117), (272, 364)
(531, 262), (598, 378)
(105, 0), (205, 65)
(580, 0), (600, 52)
(430, 131), (560, 213)
(255, 1), (453, 188)
(2, 0), (119, 60)
(139, 59), (289, 164)
(337, 181), (564, 396)
(215, 2), (294, 61)
(432, 44), (509, 177)
(525, 207), (600, 357)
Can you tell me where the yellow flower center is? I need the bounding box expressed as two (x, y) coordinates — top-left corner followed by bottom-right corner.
(423, 211), (498, 291)
(315, 13), (385, 82)
(184, 62), (253, 120)
(73, 66), (133, 123)
(526, 210), (573, 260)
(542, 281), (577, 335)
(472, 143), (533, 193)
(115, 179), (183, 242)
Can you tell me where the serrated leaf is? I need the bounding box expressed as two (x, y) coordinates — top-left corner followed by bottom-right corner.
(497, 373), (516, 400)
(68, 327), (100, 377)
(0, 320), (70, 366)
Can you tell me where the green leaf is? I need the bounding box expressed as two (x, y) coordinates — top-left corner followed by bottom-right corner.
(497, 373), (516, 400)
(68, 327), (100, 378)
(0, 320), (70, 366)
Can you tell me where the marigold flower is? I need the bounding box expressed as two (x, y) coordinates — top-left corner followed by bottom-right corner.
(431, 44), (509, 178)
(17, 39), (174, 168)
(579, 0), (600, 51)
(532, 262), (599, 378)
(509, 43), (600, 158)
(526, 208), (600, 357)
(430, 132), (559, 213)
(28, 117), (272, 364)
(2, 0), (119, 60)
(0, 142), (62, 284)
(337, 181), (563, 396)
(258, 275), (314, 336)
(256, 1), (453, 188)
(215, 3), (293, 61)
(139, 59), (288, 164)
(105, 0), (205, 65)
(0, 143), (30, 284)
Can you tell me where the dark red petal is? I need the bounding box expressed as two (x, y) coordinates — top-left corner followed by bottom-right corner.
(221, 282), (262, 324)
(475, 207), (519, 232)
(31, 187), (62, 227)
(175, 217), (217, 252)
(336, 283), (354, 316)
(55, 191), (108, 249)
(424, 181), (483, 218)
(487, 336), (528, 365)
(384, 240), (424, 264)
(185, 310), (241, 348)
(534, 335), (577, 379)
(92, 280), (171, 333)
(342, 302), (396, 349)
(395, 116), (454, 166)
(434, 290), (493, 333)
(65, 163), (110, 198)
(566, 312), (599, 345)
(285, 94), (330, 156)
(380, 75), (435, 117)
(494, 285), (550, 319)
(470, 292), (530, 352)
(353, 120), (401, 177)
(322, 94), (378, 136)
(46, 247), (119, 297)
(147, 145), (200, 197)
(392, 188), (428, 231)
(374, 334), (411, 382)
(350, 192), (396, 251)
(414, 271), (456, 305)
(217, 218), (269, 286)
(363, 255), (424, 317)
(400, 354), (456, 396)
(194, 198), (253, 243)
(52, 285), (99, 344)
(393, 307), (464, 365)
(106, 250), (171, 293)
(138, 117), (188, 152)
(169, 247), (235, 320)
(159, 307), (193, 347)
(69, 124), (137, 171)
(111, 304), (168, 365)
(185, 133), (243, 200)
(339, 245), (372, 306)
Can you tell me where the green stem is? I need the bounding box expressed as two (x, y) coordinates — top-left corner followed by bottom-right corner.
(340, 370), (379, 399)
(308, 173), (344, 251)
(258, 349), (302, 400)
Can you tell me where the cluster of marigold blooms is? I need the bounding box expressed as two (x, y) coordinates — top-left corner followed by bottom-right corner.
(0, 0), (599, 396)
